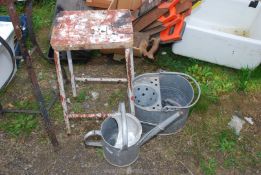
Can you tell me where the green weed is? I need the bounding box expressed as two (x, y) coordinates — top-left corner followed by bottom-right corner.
(257, 152), (261, 158)
(34, 0), (56, 5)
(13, 99), (38, 110)
(49, 102), (63, 121)
(32, 2), (55, 31)
(192, 84), (219, 113)
(236, 66), (261, 91)
(0, 1), (24, 15)
(224, 156), (238, 168)
(187, 64), (213, 84)
(250, 65), (261, 79)
(0, 115), (38, 136)
(218, 130), (237, 153)
(155, 47), (195, 72)
(0, 1), (55, 30)
(200, 158), (217, 175)
(257, 152), (261, 160)
(0, 100), (39, 136)
(0, 6), (7, 15)
(96, 148), (104, 159)
(211, 74), (234, 94)
(108, 89), (125, 108)
(76, 90), (89, 103)
(238, 68), (252, 92)
(72, 89), (91, 113)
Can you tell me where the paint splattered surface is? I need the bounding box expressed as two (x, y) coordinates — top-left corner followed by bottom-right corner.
(51, 10), (133, 51)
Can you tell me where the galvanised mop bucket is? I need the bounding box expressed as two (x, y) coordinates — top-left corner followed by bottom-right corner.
(133, 72), (201, 135)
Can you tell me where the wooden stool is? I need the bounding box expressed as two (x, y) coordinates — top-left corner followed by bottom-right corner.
(50, 10), (135, 134)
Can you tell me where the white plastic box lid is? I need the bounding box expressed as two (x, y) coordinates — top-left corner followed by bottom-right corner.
(0, 21), (15, 90)
(0, 21), (14, 46)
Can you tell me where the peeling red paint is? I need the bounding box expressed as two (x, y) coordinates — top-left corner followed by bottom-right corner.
(51, 10), (133, 51)
(51, 10), (135, 132)
(68, 113), (114, 119)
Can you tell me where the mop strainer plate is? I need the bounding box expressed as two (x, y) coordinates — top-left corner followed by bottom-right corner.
(134, 75), (162, 111)
(134, 85), (158, 107)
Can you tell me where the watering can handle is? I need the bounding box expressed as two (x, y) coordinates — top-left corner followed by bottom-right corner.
(84, 130), (103, 147)
(161, 72), (201, 110)
(119, 102), (128, 150)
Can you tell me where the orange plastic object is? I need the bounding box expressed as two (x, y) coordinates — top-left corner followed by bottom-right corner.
(162, 14), (182, 28)
(159, 0), (180, 9)
(160, 16), (185, 42)
(158, 6), (177, 23)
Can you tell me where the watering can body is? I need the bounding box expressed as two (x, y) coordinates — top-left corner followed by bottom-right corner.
(84, 129), (140, 167)
(84, 109), (183, 167)
(84, 103), (142, 167)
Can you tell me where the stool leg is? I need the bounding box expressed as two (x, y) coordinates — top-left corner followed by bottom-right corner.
(67, 51), (77, 97)
(125, 48), (135, 115)
(54, 51), (71, 134)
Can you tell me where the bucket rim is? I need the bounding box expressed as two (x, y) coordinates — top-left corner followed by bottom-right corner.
(133, 72), (200, 110)
(160, 74), (195, 108)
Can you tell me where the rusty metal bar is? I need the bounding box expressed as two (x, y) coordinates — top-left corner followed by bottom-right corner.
(125, 48), (135, 115)
(67, 51), (77, 97)
(25, 0), (48, 60)
(129, 48), (135, 80)
(68, 113), (114, 119)
(75, 77), (128, 83)
(0, 0), (6, 5)
(6, 1), (59, 149)
(2, 109), (42, 114)
(2, 91), (58, 114)
(25, 0), (70, 85)
(54, 50), (71, 134)
(0, 102), (3, 118)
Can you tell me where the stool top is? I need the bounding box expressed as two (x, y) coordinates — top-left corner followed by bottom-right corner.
(51, 10), (133, 51)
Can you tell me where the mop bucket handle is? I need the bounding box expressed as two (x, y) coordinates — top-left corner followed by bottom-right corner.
(84, 130), (103, 147)
(161, 72), (201, 111)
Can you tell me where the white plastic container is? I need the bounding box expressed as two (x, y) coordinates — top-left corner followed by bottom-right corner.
(172, 0), (261, 69)
(0, 21), (16, 89)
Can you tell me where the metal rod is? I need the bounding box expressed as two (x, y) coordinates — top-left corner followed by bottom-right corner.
(54, 50), (71, 134)
(1, 91), (58, 114)
(46, 91), (59, 110)
(75, 77), (128, 83)
(6, 1), (59, 149)
(0, 102), (3, 118)
(125, 48), (135, 115)
(67, 51), (77, 97)
(3, 109), (41, 114)
(26, 0), (70, 86)
(130, 48), (135, 80)
(25, 0), (49, 60)
(68, 113), (114, 119)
